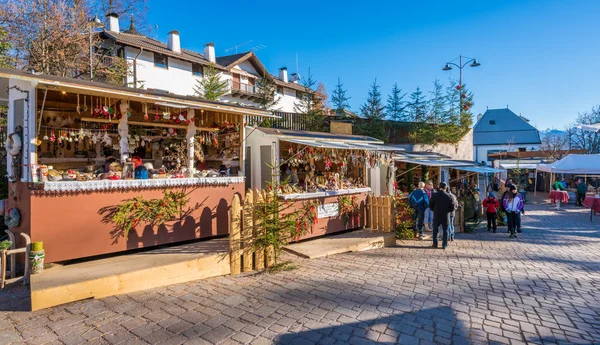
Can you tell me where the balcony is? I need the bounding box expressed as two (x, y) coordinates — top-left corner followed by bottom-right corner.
(228, 80), (263, 101)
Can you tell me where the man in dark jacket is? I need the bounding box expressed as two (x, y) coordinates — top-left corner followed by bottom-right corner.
(429, 182), (458, 249)
(409, 182), (429, 239)
(576, 178), (588, 206)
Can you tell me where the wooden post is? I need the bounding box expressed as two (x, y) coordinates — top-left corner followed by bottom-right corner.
(377, 196), (384, 231)
(242, 190), (254, 272)
(254, 189), (265, 270)
(382, 197), (390, 232)
(366, 195), (373, 229)
(230, 194), (242, 275)
(1, 250), (6, 289)
(390, 197), (397, 232)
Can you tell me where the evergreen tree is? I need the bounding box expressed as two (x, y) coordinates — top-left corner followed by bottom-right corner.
(294, 71), (325, 132)
(194, 63), (229, 101)
(386, 83), (407, 121)
(408, 87), (427, 122)
(428, 79), (446, 124)
(356, 78), (386, 141)
(255, 75), (280, 110)
(331, 78), (351, 118)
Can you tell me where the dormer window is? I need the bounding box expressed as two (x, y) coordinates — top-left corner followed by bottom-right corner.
(489, 120), (496, 125)
(154, 53), (168, 69)
(192, 63), (203, 76)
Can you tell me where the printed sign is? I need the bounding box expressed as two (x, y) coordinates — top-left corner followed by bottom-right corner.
(318, 203), (339, 218)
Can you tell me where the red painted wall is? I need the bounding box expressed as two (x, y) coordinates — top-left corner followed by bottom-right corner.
(9, 182), (243, 263)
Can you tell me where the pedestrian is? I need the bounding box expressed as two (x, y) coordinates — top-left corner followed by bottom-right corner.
(553, 178), (565, 191)
(576, 178), (588, 206)
(561, 177), (567, 189)
(429, 182), (458, 249)
(409, 182), (429, 239)
(503, 185), (524, 238)
(424, 181), (435, 232)
(482, 192), (500, 233)
(446, 186), (459, 241)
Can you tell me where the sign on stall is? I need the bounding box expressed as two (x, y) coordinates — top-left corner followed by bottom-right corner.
(318, 203), (339, 218)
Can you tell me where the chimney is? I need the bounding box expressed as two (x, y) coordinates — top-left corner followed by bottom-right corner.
(107, 13), (120, 33)
(290, 73), (300, 84)
(279, 67), (288, 83)
(167, 30), (181, 53)
(203, 43), (215, 63)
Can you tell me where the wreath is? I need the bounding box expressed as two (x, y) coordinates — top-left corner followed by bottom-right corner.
(4, 208), (21, 229)
(6, 133), (22, 156)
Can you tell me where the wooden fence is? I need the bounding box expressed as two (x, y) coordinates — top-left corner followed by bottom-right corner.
(366, 195), (395, 232)
(229, 189), (275, 275)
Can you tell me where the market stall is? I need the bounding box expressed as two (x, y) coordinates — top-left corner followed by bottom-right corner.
(3, 70), (274, 262)
(536, 154), (600, 209)
(245, 127), (392, 239)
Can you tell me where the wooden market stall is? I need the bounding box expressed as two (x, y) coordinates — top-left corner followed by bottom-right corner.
(2, 69), (274, 263)
(245, 127), (393, 240)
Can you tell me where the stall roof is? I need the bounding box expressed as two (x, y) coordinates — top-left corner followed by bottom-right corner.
(0, 68), (276, 118)
(250, 127), (384, 144)
(393, 157), (474, 167)
(282, 139), (359, 150)
(500, 163), (539, 170)
(455, 166), (505, 173)
(537, 154), (600, 174)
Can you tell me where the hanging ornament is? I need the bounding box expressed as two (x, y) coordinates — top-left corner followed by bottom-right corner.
(144, 103), (149, 121)
(456, 85), (461, 90)
(155, 104), (160, 121)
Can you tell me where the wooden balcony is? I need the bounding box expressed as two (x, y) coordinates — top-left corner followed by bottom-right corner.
(228, 80), (264, 101)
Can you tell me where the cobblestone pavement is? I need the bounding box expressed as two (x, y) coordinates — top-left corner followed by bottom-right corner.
(2, 195), (600, 345)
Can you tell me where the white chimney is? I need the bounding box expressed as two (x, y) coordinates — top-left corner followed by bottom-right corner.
(279, 67), (288, 83)
(107, 13), (120, 33)
(167, 30), (181, 53)
(203, 43), (215, 63)
(290, 73), (300, 84)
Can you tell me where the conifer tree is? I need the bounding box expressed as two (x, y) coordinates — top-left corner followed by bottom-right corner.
(331, 78), (351, 118)
(408, 87), (427, 122)
(194, 63), (229, 101)
(255, 75), (280, 110)
(386, 83), (407, 121)
(356, 78), (386, 141)
(294, 72), (325, 132)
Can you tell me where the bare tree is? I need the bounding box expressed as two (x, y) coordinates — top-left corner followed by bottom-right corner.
(90, 0), (149, 33)
(540, 131), (569, 161)
(568, 106), (600, 154)
(0, 0), (130, 84)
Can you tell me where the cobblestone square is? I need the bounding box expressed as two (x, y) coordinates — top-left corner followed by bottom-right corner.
(2, 196), (600, 344)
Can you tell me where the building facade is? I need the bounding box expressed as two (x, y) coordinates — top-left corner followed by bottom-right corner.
(473, 108), (541, 166)
(100, 14), (303, 113)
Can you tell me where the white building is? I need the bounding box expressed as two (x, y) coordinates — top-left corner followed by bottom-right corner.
(473, 108), (541, 166)
(100, 14), (305, 113)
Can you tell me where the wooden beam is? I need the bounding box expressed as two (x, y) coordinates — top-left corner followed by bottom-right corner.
(80, 117), (219, 132)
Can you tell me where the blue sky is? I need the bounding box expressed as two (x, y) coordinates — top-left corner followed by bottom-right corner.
(142, 0), (600, 130)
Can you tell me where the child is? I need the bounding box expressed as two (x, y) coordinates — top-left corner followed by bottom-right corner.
(482, 192), (500, 233)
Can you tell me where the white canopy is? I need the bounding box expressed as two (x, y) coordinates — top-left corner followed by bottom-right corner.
(578, 123), (600, 132)
(537, 154), (600, 174)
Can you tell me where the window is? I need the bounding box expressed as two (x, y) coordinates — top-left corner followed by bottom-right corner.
(489, 120), (496, 125)
(154, 53), (168, 69)
(517, 147), (526, 152)
(276, 86), (283, 95)
(192, 63), (203, 76)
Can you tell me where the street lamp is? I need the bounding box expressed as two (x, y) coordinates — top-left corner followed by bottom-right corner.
(442, 55), (481, 115)
(88, 16), (104, 80)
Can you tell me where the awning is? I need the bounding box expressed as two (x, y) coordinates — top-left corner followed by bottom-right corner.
(282, 139), (360, 150)
(454, 166), (505, 173)
(393, 157), (473, 167)
(351, 143), (405, 151)
(500, 163), (539, 169)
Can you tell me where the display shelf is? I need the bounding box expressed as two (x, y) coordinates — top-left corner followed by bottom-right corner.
(38, 157), (105, 163)
(279, 187), (372, 200)
(42, 176), (246, 192)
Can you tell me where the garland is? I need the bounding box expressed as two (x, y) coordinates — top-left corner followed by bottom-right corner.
(294, 200), (319, 239)
(106, 190), (189, 239)
(337, 195), (359, 226)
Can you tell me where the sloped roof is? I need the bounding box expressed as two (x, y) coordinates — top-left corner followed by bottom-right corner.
(102, 31), (226, 69)
(473, 108), (541, 145)
(253, 127), (382, 144)
(216, 52), (251, 68)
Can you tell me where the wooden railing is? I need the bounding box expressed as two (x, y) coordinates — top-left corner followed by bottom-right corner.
(366, 195), (395, 232)
(246, 112), (308, 131)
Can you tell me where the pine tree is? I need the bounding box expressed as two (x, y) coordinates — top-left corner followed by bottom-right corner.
(294, 72), (325, 132)
(331, 78), (351, 118)
(408, 87), (427, 122)
(356, 78), (386, 141)
(428, 79), (446, 124)
(194, 63), (229, 101)
(255, 75), (280, 110)
(386, 83), (407, 121)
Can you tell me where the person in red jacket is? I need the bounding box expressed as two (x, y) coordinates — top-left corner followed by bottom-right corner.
(482, 192), (500, 233)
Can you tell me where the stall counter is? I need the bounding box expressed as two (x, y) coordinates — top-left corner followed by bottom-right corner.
(280, 188), (370, 240)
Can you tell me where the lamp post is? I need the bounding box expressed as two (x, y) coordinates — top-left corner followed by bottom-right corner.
(442, 55), (480, 115)
(88, 16), (103, 80)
